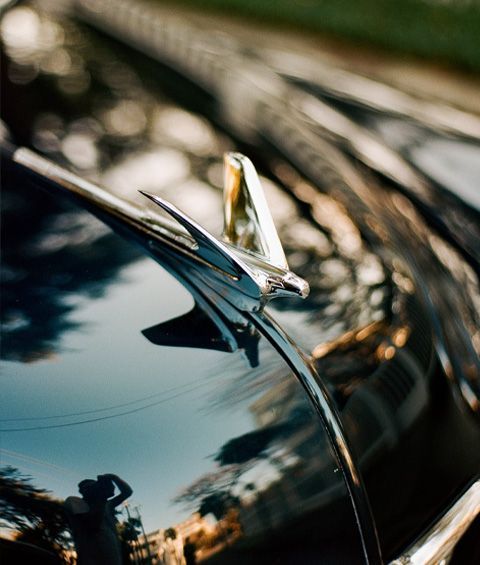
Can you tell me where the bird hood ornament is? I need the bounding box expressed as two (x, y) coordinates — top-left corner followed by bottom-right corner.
(5, 142), (308, 313)
(140, 152), (309, 312)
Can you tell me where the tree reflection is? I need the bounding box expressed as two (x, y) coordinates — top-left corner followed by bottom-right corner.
(173, 394), (325, 535)
(0, 466), (72, 563)
(173, 423), (287, 519)
(1, 164), (141, 362)
(214, 424), (289, 467)
(198, 493), (240, 521)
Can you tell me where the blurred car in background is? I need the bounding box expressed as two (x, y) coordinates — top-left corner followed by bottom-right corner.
(1, 1), (480, 564)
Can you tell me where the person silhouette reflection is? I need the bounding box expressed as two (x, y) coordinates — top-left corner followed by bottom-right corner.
(64, 474), (132, 565)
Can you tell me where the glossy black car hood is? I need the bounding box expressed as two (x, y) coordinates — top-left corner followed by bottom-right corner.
(2, 2), (480, 563)
(1, 165), (367, 563)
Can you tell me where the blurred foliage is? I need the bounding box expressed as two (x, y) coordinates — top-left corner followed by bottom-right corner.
(0, 466), (71, 562)
(169, 0), (480, 72)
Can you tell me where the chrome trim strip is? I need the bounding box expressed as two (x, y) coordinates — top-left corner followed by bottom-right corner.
(390, 479), (480, 565)
(249, 310), (382, 564)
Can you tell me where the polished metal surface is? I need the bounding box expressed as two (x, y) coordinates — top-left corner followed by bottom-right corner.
(223, 152), (288, 269)
(141, 188), (308, 311)
(1, 164), (366, 564)
(248, 310), (381, 563)
(262, 50), (480, 140)
(390, 480), (480, 565)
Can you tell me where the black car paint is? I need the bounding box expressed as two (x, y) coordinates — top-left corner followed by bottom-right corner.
(1, 2), (480, 563)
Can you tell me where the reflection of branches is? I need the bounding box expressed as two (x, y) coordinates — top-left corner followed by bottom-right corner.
(172, 466), (241, 508)
(1, 165), (140, 362)
(0, 466), (71, 562)
(204, 368), (288, 415)
(173, 414), (309, 522)
(174, 423), (290, 510)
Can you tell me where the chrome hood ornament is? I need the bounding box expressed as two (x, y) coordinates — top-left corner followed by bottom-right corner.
(4, 141), (308, 313)
(140, 152), (309, 312)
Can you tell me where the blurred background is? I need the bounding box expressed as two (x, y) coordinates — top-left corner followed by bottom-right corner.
(154, 0), (480, 114)
(169, 0), (480, 72)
